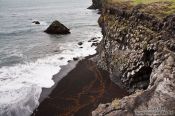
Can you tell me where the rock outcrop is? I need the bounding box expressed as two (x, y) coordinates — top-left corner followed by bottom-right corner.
(93, 1), (175, 115)
(88, 0), (102, 9)
(44, 20), (70, 34)
(32, 21), (40, 24)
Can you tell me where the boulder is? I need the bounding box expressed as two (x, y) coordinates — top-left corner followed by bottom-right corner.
(73, 57), (79, 61)
(91, 42), (98, 47)
(88, 37), (97, 42)
(44, 20), (70, 34)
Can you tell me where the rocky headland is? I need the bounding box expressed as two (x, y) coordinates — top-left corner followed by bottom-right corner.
(88, 0), (102, 9)
(92, 0), (175, 115)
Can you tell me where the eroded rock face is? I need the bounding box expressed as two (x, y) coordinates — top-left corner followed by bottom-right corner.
(93, 2), (175, 116)
(44, 20), (70, 34)
(93, 56), (175, 116)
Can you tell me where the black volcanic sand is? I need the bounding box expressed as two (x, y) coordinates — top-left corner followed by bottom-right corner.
(32, 57), (128, 116)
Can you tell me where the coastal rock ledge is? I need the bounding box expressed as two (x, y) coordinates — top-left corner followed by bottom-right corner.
(44, 20), (70, 34)
(93, 0), (175, 116)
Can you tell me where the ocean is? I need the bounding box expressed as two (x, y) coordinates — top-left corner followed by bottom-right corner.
(0, 0), (101, 115)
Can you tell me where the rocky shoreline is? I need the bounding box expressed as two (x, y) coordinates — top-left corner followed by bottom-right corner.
(92, 0), (175, 115)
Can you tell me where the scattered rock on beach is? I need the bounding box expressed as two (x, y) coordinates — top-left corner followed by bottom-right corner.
(44, 20), (70, 34)
(59, 57), (64, 60)
(91, 37), (97, 40)
(88, 37), (99, 42)
(73, 57), (79, 61)
(93, 40), (98, 43)
(91, 42), (98, 47)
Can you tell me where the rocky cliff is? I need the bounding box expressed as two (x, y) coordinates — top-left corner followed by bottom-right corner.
(93, 0), (175, 115)
(88, 0), (102, 9)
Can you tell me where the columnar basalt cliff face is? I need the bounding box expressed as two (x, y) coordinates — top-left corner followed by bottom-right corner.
(93, 1), (175, 115)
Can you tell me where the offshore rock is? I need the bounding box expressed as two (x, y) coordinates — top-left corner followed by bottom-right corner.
(32, 21), (40, 24)
(44, 20), (70, 34)
(78, 42), (83, 46)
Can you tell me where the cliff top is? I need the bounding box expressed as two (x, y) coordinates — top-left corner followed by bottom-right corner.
(107, 0), (175, 4)
(106, 0), (175, 18)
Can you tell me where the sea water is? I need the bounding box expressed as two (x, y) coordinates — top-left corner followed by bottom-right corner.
(0, 0), (101, 115)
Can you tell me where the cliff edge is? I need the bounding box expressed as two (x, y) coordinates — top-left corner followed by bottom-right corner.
(93, 0), (175, 115)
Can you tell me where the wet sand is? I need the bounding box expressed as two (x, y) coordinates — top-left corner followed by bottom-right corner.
(32, 57), (128, 116)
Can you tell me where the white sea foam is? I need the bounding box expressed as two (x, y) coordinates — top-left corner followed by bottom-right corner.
(0, 37), (102, 116)
(0, 86), (41, 116)
(39, 21), (48, 26)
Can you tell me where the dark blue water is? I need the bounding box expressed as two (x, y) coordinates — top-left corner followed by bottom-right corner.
(0, 0), (101, 115)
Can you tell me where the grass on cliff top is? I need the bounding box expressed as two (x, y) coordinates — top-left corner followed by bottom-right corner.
(107, 0), (175, 18)
(133, 0), (175, 4)
(107, 0), (175, 4)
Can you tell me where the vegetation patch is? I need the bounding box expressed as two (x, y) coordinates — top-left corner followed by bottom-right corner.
(107, 0), (175, 4)
(106, 0), (175, 18)
(112, 98), (120, 109)
(133, 0), (175, 4)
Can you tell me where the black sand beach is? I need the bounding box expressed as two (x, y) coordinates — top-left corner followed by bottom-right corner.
(32, 57), (128, 116)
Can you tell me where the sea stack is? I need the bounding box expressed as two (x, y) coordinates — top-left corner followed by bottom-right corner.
(44, 20), (70, 34)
